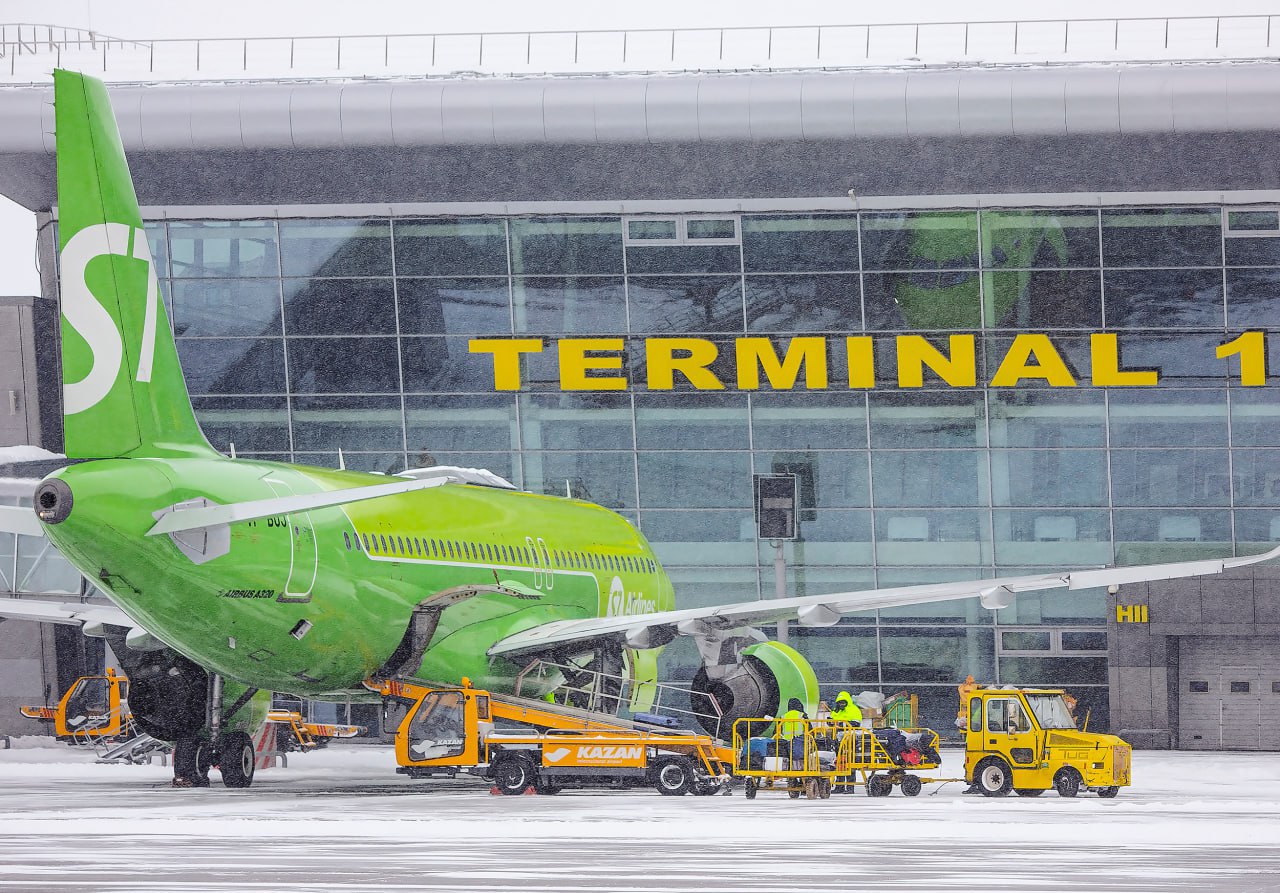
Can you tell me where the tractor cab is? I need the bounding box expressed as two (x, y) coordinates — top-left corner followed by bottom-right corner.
(21, 668), (132, 742)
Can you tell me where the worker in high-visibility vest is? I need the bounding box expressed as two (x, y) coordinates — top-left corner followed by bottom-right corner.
(831, 691), (862, 727)
(778, 698), (808, 767)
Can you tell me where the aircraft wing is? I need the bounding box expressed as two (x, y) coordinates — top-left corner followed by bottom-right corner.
(0, 597), (136, 630)
(488, 543), (1280, 657)
(147, 474), (455, 536)
(0, 505), (41, 537)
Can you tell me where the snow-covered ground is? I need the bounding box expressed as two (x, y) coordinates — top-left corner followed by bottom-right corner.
(0, 742), (1275, 891)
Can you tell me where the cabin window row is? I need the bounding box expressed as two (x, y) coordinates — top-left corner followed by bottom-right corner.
(341, 530), (655, 574)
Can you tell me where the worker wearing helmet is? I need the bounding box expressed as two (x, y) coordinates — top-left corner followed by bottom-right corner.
(831, 691), (863, 727)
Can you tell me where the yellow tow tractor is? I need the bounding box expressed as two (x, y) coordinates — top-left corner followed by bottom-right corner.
(962, 686), (1132, 798)
(379, 677), (735, 795)
(20, 668), (132, 743)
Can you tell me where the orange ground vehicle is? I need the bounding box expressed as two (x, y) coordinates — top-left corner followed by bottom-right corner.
(21, 668), (132, 743)
(379, 677), (734, 795)
(266, 710), (365, 751)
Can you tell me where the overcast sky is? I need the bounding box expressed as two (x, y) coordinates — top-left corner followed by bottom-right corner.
(1, 0), (1272, 296)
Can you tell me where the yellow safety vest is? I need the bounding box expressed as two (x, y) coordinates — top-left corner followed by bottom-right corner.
(831, 694), (862, 723)
(778, 709), (806, 737)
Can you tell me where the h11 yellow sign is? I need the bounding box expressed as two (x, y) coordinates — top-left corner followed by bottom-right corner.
(1116, 604), (1150, 623)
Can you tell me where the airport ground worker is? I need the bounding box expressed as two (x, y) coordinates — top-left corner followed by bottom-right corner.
(831, 691), (862, 726)
(956, 674), (978, 729)
(778, 697), (808, 766)
(957, 675), (981, 794)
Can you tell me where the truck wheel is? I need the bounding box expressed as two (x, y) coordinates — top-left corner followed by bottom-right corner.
(901, 775), (923, 797)
(493, 755), (535, 795)
(745, 778), (758, 800)
(818, 778), (832, 799)
(1015, 788), (1045, 797)
(216, 732), (255, 789)
(652, 756), (693, 796)
(1053, 767), (1081, 798)
(975, 758), (1012, 797)
(866, 774), (893, 797)
(1097, 786), (1120, 799)
(788, 784), (802, 799)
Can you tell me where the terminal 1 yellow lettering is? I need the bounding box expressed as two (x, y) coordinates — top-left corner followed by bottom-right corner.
(897, 335), (976, 388)
(558, 338), (627, 391)
(469, 338), (545, 391)
(735, 337), (828, 390)
(646, 338), (724, 390)
(468, 333), (1220, 392)
(990, 334), (1077, 388)
(1091, 333), (1158, 387)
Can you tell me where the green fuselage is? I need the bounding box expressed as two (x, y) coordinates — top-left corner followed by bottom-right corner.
(42, 456), (673, 698)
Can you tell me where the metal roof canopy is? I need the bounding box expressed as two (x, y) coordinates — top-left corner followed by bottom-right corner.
(0, 64), (1278, 209)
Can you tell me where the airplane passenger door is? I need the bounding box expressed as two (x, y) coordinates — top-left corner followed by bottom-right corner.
(264, 476), (318, 602)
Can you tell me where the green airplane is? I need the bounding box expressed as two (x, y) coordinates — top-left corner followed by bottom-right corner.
(2, 70), (1277, 788)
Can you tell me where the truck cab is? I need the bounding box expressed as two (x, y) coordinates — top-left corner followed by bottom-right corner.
(963, 687), (1131, 798)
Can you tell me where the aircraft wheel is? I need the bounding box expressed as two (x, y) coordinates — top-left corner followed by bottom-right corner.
(651, 756), (693, 796)
(492, 754), (535, 795)
(172, 738), (211, 787)
(975, 758), (1012, 797)
(901, 775), (923, 797)
(1053, 767), (1081, 798)
(217, 731), (255, 789)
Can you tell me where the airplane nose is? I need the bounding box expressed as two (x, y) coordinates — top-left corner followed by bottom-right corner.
(34, 478), (74, 524)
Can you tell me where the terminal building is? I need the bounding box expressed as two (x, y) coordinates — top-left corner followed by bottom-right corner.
(2, 19), (1280, 746)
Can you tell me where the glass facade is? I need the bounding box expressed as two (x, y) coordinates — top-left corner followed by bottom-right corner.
(145, 206), (1280, 732)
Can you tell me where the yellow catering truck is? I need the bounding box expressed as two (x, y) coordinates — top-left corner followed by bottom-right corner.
(964, 687), (1131, 798)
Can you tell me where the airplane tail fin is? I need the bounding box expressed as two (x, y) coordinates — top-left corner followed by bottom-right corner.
(54, 70), (212, 459)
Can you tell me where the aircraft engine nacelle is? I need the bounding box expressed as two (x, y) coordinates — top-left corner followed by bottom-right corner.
(688, 640), (819, 737)
(104, 628), (209, 741)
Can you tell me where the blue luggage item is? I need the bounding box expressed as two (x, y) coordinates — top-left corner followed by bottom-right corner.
(633, 712), (682, 729)
(739, 736), (770, 770)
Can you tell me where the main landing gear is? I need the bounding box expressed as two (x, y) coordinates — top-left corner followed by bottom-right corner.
(170, 674), (259, 789)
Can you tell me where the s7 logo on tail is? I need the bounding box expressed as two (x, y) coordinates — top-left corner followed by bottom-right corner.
(61, 222), (160, 414)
